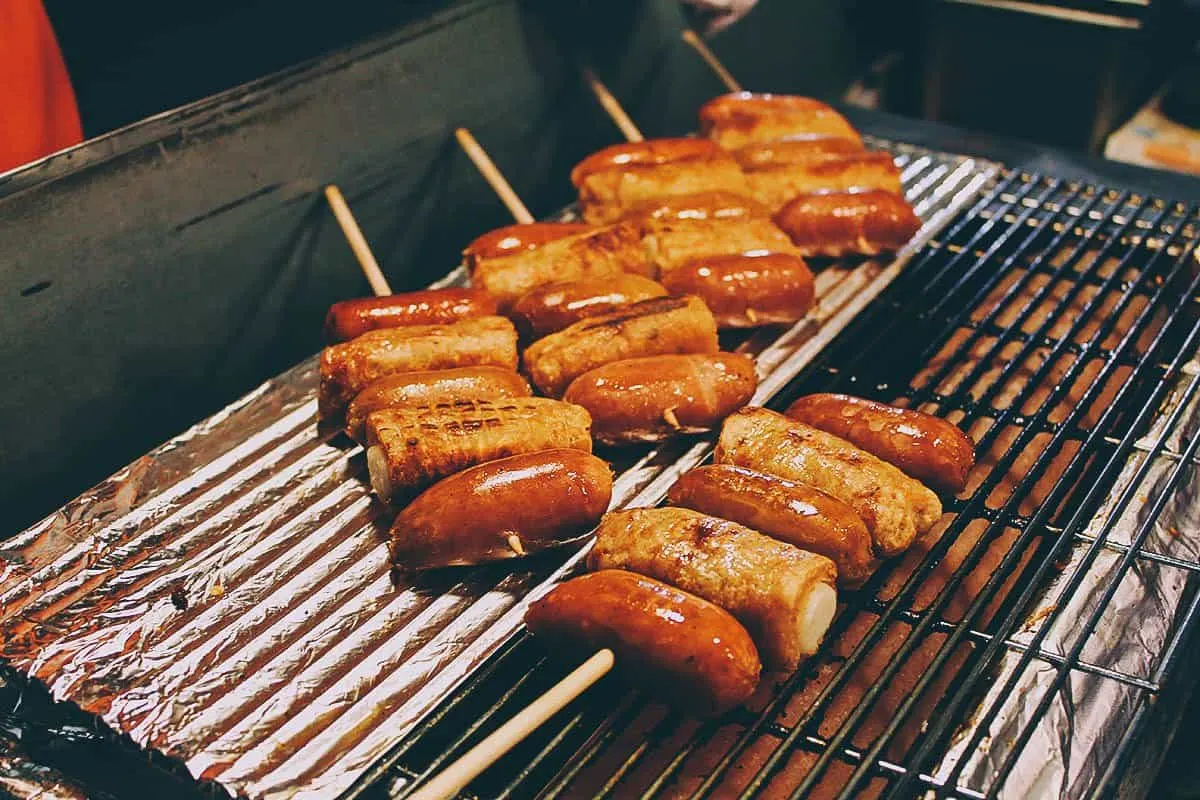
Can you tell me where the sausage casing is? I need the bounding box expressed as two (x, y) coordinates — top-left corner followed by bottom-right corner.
(563, 353), (757, 445)
(589, 508), (838, 671)
(510, 274), (668, 340)
(715, 407), (941, 556)
(524, 570), (761, 717)
(659, 252), (814, 329)
(668, 464), (876, 586)
(732, 136), (865, 169)
(698, 92), (862, 150)
(785, 393), (976, 493)
(462, 222), (594, 259)
(318, 316), (518, 418)
(523, 295), (719, 397)
(640, 215), (801, 274)
(343, 366), (532, 442)
(389, 449), (612, 569)
(744, 152), (904, 212)
(364, 397), (592, 502)
(622, 190), (770, 224)
(324, 288), (499, 343)
(773, 189), (922, 258)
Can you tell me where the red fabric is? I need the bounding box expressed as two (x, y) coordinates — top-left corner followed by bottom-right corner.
(0, 0), (83, 173)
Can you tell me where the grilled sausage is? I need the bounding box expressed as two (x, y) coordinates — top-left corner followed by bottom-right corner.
(785, 394), (976, 493)
(744, 152), (904, 212)
(589, 508), (838, 672)
(466, 221), (651, 309)
(318, 316), (518, 418)
(524, 570), (761, 717)
(774, 189), (922, 258)
(698, 92), (862, 150)
(389, 449), (612, 569)
(510, 274), (668, 340)
(659, 252), (815, 329)
(732, 136), (866, 169)
(324, 289), (499, 343)
(462, 222), (594, 260)
(623, 190), (770, 224)
(639, 215), (800, 274)
(343, 367), (532, 442)
(563, 353), (757, 445)
(523, 295), (719, 397)
(668, 465), (876, 586)
(715, 407), (941, 556)
(364, 397), (592, 502)
(570, 138), (731, 185)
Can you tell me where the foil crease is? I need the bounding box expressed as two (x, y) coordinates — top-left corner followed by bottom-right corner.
(0, 144), (996, 800)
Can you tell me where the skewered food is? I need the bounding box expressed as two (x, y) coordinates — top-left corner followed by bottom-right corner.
(460, 222), (593, 257)
(698, 92), (862, 150)
(774, 189), (922, 258)
(510, 274), (668, 340)
(324, 288), (499, 343)
(658, 251), (814, 328)
(731, 136), (865, 169)
(624, 190), (770, 223)
(743, 151), (904, 211)
(639, 214), (801, 273)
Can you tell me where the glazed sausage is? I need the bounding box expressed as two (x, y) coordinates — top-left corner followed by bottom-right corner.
(668, 464), (876, 586)
(523, 295), (719, 397)
(389, 449), (612, 569)
(622, 190), (770, 224)
(570, 138), (730, 186)
(659, 252), (815, 329)
(462, 222), (594, 260)
(743, 152), (904, 212)
(563, 353), (757, 445)
(732, 136), (865, 169)
(715, 407), (941, 556)
(698, 92), (862, 150)
(524, 570), (761, 717)
(318, 316), (518, 418)
(774, 189), (922, 258)
(785, 394), (976, 493)
(640, 215), (800, 274)
(364, 397), (592, 502)
(324, 288), (499, 343)
(589, 508), (838, 671)
(343, 366), (532, 442)
(510, 274), (668, 340)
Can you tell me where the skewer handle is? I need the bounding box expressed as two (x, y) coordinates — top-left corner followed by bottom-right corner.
(455, 128), (535, 225)
(408, 649), (615, 800)
(581, 68), (644, 143)
(681, 29), (743, 93)
(324, 185), (393, 297)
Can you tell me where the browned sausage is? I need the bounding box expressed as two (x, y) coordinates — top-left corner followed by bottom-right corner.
(659, 252), (814, 329)
(698, 92), (862, 150)
(523, 295), (719, 397)
(785, 394), (976, 493)
(563, 353), (757, 445)
(323, 288), (499, 343)
(389, 449), (612, 569)
(622, 190), (770, 224)
(667, 464), (876, 586)
(640, 215), (801, 274)
(462, 222), (594, 260)
(732, 136), (865, 169)
(744, 152), (904, 212)
(510, 274), (668, 340)
(589, 508), (838, 671)
(343, 366), (532, 442)
(569, 138), (730, 186)
(364, 397), (592, 503)
(773, 189), (922, 258)
(318, 316), (518, 419)
(524, 569), (761, 716)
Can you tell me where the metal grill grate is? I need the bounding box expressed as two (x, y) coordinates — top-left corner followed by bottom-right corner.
(361, 173), (1200, 800)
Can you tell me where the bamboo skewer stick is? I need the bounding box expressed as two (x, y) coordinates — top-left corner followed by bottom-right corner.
(324, 185), (393, 297)
(681, 29), (743, 93)
(581, 67), (644, 143)
(455, 128), (535, 224)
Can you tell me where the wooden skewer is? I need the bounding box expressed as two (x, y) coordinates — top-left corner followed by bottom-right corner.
(581, 67), (644, 143)
(408, 649), (615, 800)
(681, 29), (743, 93)
(455, 128), (535, 225)
(324, 185), (393, 297)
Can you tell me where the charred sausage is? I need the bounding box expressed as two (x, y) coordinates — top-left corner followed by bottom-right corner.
(510, 274), (668, 340)
(563, 353), (758, 445)
(785, 394), (976, 493)
(324, 288), (499, 343)
(524, 570), (762, 716)
(659, 252), (814, 329)
(589, 508), (838, 672)
(743, 152), (904, 212)
(698, 92), (862, 150)
(773, 189), (922, 258)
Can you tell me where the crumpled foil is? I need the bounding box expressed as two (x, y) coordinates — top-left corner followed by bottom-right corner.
(0, 144), (995, 800)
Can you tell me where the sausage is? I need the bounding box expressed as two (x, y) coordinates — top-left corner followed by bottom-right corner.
(318, 316), (518, 419)
(715, 407), (941, 556)
(524, 570), (761, 716)
(589, 508), (838, 672)
(773, 189), (922, 258)
(462, 222), (594, 260)
(324, 289), (499, 343)
(698, 92), (862, 150)
(510, 274), (668, 340)
(667, 465), (876, 586)
(622, 190), (770, 224)
(732, 136), (866, 169)
(522, 295), (719, 397)
(785, 394), (976, 493)
(743, 152), (904, 212)
(364, 397), (592, 503)
(343, 366), (532, 442)
(569, 138), (730, 186)
(467, 220), (651, 310)
(640, 215), (801, 274)
(563, 353), (757, 445)
(389, 449), (612, 569)
(659, 252), (814, 329)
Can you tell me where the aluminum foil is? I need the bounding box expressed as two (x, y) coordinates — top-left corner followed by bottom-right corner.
(0, 144), (995, 800)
